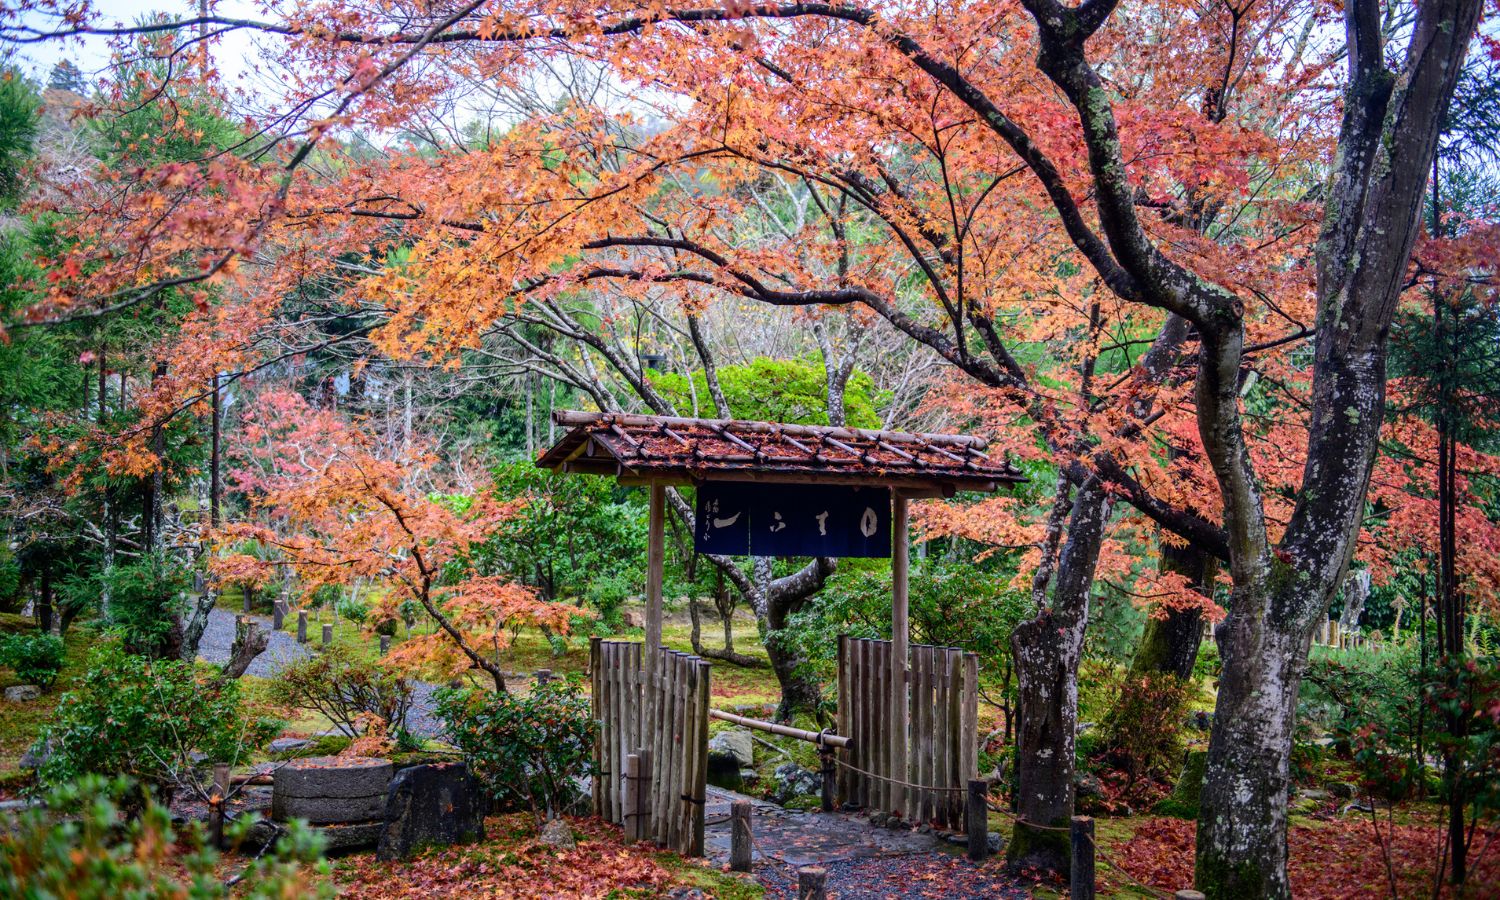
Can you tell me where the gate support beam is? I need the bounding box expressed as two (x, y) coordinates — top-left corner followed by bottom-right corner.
(892, 490), (910, 818)
(646, 481), (665, 650)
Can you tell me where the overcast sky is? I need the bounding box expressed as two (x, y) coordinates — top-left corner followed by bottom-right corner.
(11, 0), (262, 90)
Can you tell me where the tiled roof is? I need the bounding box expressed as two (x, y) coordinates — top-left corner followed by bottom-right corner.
(536, 411), (1023, 494)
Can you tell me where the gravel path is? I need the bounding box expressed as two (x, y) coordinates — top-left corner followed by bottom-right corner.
(197, 607), (444, 739)
(704, 788), (1030, 899)
(197, 606), (313, 678)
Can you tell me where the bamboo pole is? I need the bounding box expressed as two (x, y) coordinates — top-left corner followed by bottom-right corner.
(707, 709), (852, 748)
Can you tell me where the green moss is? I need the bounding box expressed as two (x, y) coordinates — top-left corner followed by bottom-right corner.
(1005, 819), (1071, 873)
(1152, 749), (1208, 819)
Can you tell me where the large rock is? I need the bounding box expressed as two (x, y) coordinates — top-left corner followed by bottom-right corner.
(272, 756), (393, 825)
(4, 685), (41, 702)
(706, 752), (743, 792)
(707, 729), (754, 767)
(769, 762), (821, 806)
(375, 763), (486, 861)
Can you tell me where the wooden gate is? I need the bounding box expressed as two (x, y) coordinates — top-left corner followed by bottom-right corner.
(589, 639), (710, 856)
(837, 635), (979, 830)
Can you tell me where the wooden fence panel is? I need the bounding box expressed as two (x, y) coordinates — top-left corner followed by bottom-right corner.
(835, 636), (979, 833)
(591, 641), (710, 856)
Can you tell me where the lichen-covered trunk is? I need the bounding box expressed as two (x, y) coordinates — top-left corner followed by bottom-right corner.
(1194, 584), (1311, 899)
(1007, 480), (1109, 876)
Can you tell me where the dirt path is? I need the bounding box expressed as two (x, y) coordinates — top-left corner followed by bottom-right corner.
(703, 788), (1029, 899)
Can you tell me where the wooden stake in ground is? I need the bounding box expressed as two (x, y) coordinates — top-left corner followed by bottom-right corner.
(797, 867), (827, 900)
(730, 800), (752, 872)
(1071, 816), (1095, 900)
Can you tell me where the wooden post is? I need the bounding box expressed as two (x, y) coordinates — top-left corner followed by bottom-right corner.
(296, 610), (307, 643)
(819, 746), (836, 812)
(272, 601), (285, 631)
(1071, 815), (1095, 900)
(730, 799), (753, 872)
(208, 763), (231, 849)
(646, 482), (665, 650)
(967, 779), (988, 861)
(379, 633), (390, 655)
(624, 752), (643, 842)
(891, 491), (910, 819)
(638, 747), (653, 842)
(797, 866), (828, 900)
(322, 622), (333, 646)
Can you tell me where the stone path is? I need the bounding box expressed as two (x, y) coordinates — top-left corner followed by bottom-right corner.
(198, 607), (444, 739)
(703, 787), (1028, 899)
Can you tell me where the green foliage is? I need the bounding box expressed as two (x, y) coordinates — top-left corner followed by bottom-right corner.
(0, 632), (64, 690)
(481, 461), (644, 605)
(785, 558), (1030, 679)
(0, 775), (332, 899)
(100, 552), (187, 658)
(649, 356), (883, 428)
(34, 641), (276, 801)
(269, 645), (416, 748)
(435, 678), (595, 821)
(334, 593), (370, 623)
(0, 67), (39, 208)
(1300, 640), (1429, 798)
(1422, 654), (1500, 819)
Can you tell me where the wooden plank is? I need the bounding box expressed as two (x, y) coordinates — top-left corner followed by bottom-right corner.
(612, 642), (625, 824)
(963, 652), (979, 785)
(590, 637), (602, 817)
(876, 636), (888, 810)
(922, 646), (937, 824)
(891, 495), (910, 821)
(946, 649), (965, 828)
(603, 642), (615, 823)
(662, 652), (684, 848)
(933, 648), (950, 828)
(837, 635), (850, 805)
(911, 646), (927, 824)
(673, 654), (689, 851)
(692, 658), (711, 856)
(858, 639), (870, 810)
(651, 648), (668, 843)
(679, 656), (698, 853)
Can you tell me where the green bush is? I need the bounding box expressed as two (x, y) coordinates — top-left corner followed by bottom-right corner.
(435, 678), (595, 822)
(101, 553), (187, 658)
(0, 775), (332, 899)
(269, 645), (416, 748)
(0, 632), (64, 689)
(34, 641), (277, 804)
(334, 593), (370, 623)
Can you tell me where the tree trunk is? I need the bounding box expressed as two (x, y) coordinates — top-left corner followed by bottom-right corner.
(36, 562), (53, 634)
(1195, 590), (1308, 898)
(1007, 479), (1110, 875)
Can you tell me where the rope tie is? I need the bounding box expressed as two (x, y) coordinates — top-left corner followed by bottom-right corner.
(832, 757), (965, 793)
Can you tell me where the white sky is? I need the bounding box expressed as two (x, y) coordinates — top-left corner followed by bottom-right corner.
(11, 0), (262, 91)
